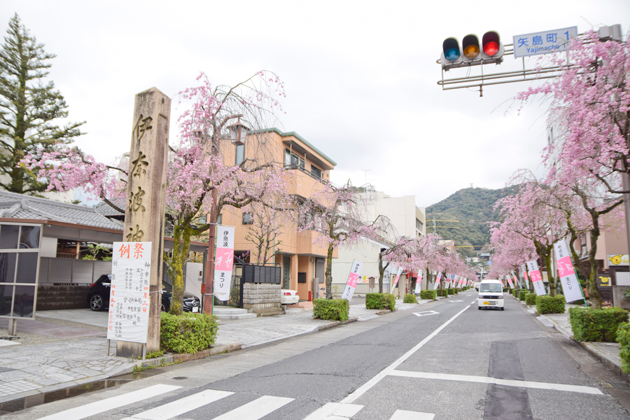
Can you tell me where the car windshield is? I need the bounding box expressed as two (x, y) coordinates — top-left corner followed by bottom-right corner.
(480, 283), (502, 293)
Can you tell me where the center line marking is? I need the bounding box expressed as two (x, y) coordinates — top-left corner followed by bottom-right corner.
(341, 304), (471, 404)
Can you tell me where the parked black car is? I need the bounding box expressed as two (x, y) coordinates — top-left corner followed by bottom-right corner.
(87, 274), (201, 312)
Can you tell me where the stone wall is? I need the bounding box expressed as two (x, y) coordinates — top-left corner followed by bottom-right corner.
(242, 283), (282, 316)
(36, 285), (91, 310)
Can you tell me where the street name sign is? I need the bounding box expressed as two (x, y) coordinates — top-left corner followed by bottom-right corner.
(513, 27), (578, 58)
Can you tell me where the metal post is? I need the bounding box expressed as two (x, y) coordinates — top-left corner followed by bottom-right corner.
(142, 343), (146, 360)
(107, 339), (110, 356)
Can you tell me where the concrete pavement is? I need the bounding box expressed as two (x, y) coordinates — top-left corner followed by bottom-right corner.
(0, 297), (430, 411)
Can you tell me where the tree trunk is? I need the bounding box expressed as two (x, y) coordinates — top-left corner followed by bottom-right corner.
(543, 252), (556, 297)
(325, 243), (334, 299)
(166, 221), (193, 316)
(378, 253), (388, 293)
(587, 228), (604, 309)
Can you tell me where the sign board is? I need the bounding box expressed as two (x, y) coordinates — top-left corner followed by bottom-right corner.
(214, 226), (235, 301)
(526, 260), (547, 296)
(513, 26), (578, 58)
(608, 254), (629, 266)
(554, 240), (584, 302)
(368, 276), (375, 289)
(108, 242), (152, 344)
(341, 260), (363, 302)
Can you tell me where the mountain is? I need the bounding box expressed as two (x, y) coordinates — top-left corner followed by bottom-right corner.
(425, 186), (519, 257)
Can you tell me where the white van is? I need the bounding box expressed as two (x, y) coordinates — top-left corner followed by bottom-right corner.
(478, 279), (504, 310)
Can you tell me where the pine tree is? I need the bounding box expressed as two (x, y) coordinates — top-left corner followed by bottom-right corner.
(0, 13), (84, 194)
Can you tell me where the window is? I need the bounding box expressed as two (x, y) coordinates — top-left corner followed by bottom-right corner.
(235, 143), (244, 165)
(310, 165), (322, 179)
(284, 149), (304, 170)
(242, 212), (253, 225)
(217, 214), (223, 225)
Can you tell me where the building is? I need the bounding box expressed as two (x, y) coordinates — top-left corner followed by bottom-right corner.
(331, 191), (427, 295)
(219, 127), (337, 301)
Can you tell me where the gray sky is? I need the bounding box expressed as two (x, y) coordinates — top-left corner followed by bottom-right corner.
(3, 0), (629, 207)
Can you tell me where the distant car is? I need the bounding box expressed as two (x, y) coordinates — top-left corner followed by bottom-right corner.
(281, 289), (299, 305)
(478, 279), (504, 311)
(87, 274), (200, 312)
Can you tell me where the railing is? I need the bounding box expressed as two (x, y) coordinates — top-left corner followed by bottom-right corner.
(56, 252), (76, 259)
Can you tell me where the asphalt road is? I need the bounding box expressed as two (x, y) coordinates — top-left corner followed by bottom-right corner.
(7, 290), (630, 420)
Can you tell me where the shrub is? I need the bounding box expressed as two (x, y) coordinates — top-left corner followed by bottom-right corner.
(525, 293), (537, 305)
(313, 298), (349, 321)
(570, 306), (629, 342)
(420, 290), (437, 300)
(536, 295), (565, 314)
(365, 293), (396, 311)
(160, 312), (218, 354)
(404, 294), (418, 303)
(519, 290), (529, 301)
(513, 289), (518, 297)
(617, 323), (630, 373)
(448, 288), (454, 295)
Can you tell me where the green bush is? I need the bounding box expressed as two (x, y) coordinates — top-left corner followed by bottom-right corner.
(160, 312), (218, 354)
(404, 294), (417, 303)
(519, 290), (529, 301)
(365, 293), (396, 311)
(313, 298), (349, 321)
(420, 290), (437, 300)
(448, 288), (454, 295)
(536, 295), (565, 314)
(525, 293), (537, 305)
(512, 289), (518, 297)
(617, 323), (630, 374)
(570, 306), (629, 342)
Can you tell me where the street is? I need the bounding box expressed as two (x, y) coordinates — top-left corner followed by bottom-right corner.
(6, 290), (630, 420)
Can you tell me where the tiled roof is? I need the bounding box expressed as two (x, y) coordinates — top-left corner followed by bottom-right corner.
(0, 191), (123, 230)
(94, 201), (125, 217)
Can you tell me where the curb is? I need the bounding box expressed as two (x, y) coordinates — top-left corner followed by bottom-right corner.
(125, 343), (242, 374)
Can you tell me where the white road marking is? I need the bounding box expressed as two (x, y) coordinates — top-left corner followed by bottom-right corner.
(388, 371), (602, 395)
(390, 410), (435, 420)
(413, 311), (439, 317)
(123, 389), (233, 419)
(341, 304), (472, 404)
(38, 384), (181, 420)
(471, 300), (477, 304)
(303, 402), (364, 419)
(213, 395), (294, 419)
(448, 300), (463, 303)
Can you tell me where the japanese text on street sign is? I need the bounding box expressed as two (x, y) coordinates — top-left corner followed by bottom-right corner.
(513, 26), (578, 58)
(107, 242), (151, 343)
(214, 226), (235, 302)
(341, 260), (364, 302)
(554, 240), (584, 302)
(526, 260), (547, 296)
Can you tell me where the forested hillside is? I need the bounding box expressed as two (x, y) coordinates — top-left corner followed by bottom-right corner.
(426, 186), (519, 257)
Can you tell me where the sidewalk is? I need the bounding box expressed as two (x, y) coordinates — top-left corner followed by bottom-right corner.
(0, 298), (430, 409)
(511, 294), (628, 380)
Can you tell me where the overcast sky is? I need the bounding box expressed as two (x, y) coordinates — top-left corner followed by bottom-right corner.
(3, 0), (630, 208)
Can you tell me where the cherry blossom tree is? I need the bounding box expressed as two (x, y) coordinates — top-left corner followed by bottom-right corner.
(24, 71), (291, 315)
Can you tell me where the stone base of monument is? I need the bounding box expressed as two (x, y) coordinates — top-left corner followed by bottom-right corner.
(242, 283), (283, 316)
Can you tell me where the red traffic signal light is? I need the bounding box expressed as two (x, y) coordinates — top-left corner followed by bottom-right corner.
(441, 31), (504, 70)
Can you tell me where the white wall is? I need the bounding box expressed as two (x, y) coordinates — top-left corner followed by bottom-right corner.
(184, 262), (203, 299)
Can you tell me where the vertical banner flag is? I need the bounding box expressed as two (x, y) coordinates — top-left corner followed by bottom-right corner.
(214, 226), (235, 301)
(521, 264), (530, 289)
(511, 272), (519, 289)
(342, 260), (363, 302)
(434, 272), (442, 290)
(415, 271), (423, 294)
(506, 275), (514, 288)
(526, 260), (547, 296)
(108, 242), (152, 344)
(554, 240), (584, 302)
(390, 267), (404, 293)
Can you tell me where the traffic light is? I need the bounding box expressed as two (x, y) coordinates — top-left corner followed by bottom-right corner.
(441, 31), (504, 71)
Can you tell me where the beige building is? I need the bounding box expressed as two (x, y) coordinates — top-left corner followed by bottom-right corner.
(219, 127), (337, 301)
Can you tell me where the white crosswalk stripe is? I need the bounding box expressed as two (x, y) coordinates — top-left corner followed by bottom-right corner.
(390, 410), (435, 420)
(303, 402), (364, 419)
(213, 395), (294, 420)
(121, 389), (234, 420)
(37, 384), (181, 420)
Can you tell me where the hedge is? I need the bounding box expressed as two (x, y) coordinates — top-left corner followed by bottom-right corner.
(160, 312), (218, 354)
(570, 306), (629, 342)
(448, 288), (454, 295)
(617, 323), (630, 373)
(420, 290), (437, 300)
(518, 290), (529, 301)
(403, 294), (417, 303)
(512, 289), (518, 298)
(366, 293), (396, 311)
(313, 298), (350, 321)
(525, 293), (537, 305)
(536, 295), (565, 314)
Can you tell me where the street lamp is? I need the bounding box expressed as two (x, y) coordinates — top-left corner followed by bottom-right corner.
(227, 119), (249, 145)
